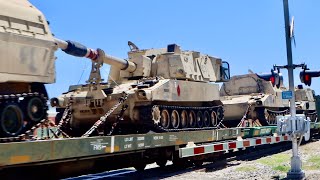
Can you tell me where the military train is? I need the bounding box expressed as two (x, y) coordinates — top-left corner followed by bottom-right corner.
(0, 0), (318, 138)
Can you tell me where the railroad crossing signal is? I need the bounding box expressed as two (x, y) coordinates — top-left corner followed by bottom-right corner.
(257, 69), (283, 88)
(299, 70), (320, 86)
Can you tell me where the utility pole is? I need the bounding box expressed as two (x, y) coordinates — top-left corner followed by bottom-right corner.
(282, 0), (305, 179)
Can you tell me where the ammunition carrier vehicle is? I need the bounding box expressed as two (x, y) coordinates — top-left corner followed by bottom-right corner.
(220, 71), (317, 127)
(0, 0), (57, 137)
(51, 42), (231, 135)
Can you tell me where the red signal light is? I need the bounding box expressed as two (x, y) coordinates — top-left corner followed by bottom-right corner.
(304, 74), (310, 82)
(270, 76), (275, 85)
(299, 70), (320, 86)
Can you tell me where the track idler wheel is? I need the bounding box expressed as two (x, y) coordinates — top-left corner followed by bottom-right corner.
(160, 109), (170, 129)
(189, 110), (196, 128)
(171, 110), (180, 129)
(180, 110), (188, 128)
(26, 97), (46, 122)
(0, 104), (24, 137)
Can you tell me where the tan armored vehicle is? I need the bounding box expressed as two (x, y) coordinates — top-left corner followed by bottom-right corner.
(295, 85), (317, 122)
(0, 0), (57, 136)
(52, 42), (230, 135)
(220, 71), (317, 127)
(220, 71), (289, 127)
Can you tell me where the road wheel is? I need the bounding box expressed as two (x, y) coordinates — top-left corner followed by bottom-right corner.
(160, 109), (170, 129)
(180, 110), (188, 128)
(171, 110), (180, 129)
(26, 97), (46, 122)
(189, 110), (196, 128)
(0, 104), (24, 137)
(196, 111), (204, 128)
(216, 107), (224, 122)
(211, 111), (217, 126)
(203, 111), (211, 127)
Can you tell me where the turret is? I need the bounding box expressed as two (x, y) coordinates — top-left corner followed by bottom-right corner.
(55, 39), (230, 84)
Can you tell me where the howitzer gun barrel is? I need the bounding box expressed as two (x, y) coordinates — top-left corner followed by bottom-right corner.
(54, 38), (136, 72)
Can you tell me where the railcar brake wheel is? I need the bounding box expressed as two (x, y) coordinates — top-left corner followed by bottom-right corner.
(180, 110), (188, 128)
(189, 110), (196, 128)
(0, 104), (24, 137)
(196, 111), (204, 128)
(26, 97), (46, 122)
(160, 109), (170, 129)
(171, 110), (180, 129)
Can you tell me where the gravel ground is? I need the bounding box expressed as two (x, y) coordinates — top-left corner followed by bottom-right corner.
(162, 139), (320, 180)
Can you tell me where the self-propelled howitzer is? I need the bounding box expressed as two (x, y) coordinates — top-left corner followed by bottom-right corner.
(51, 41), (231, 135)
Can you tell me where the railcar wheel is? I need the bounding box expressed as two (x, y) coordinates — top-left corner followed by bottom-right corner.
(156, 159), (167, 168)
(133, 162), (146, 171)
(203, 111), (211, 127)
(171, 110), (180, 129)
(189, 110), (196, 128)
(172, 153), (189, 169)
(193, 160), (203, 167)
(26, 97), (46, 122)
(160, 109), (170, 129)
(180, 110), (188, 128)
(0, 104), (24, 137)
(211, 111), (217, 126)
(196, 111), (204, 128)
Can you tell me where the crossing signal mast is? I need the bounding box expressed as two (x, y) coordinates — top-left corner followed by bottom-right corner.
(277, 1), (311, 179)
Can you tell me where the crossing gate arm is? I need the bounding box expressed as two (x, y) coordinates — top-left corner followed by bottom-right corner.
(179, 135), (290, 158)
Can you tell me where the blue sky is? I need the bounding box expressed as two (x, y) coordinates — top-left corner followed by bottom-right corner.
(29, 0), (320, 98)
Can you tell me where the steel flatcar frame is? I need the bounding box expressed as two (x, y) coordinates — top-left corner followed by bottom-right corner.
(0, 124), (318, 170)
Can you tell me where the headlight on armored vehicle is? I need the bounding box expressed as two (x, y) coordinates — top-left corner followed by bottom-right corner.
(136, 90), (147, 100)
(50, 97), (65, 107)
(256, 100), (262, 105)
